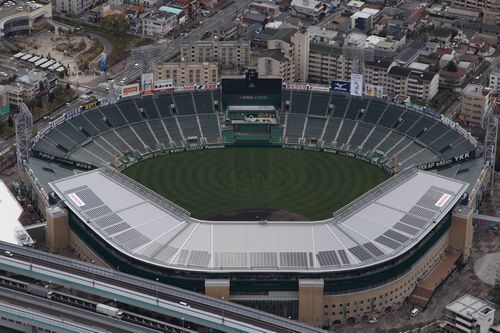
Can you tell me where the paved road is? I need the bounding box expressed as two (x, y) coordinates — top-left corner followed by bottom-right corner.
(111, 0), (255, 85)
(88, 32), (113, 74)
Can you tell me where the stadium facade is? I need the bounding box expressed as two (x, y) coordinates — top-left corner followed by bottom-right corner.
(20, 73), (491, 328)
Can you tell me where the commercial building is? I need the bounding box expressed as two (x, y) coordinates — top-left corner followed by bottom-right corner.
(180, 40), (250, 67)
(443, 294), (496, 333)
(461, 84), (492, 127)
(154, 61), (218, 85)
(142, 11), (177, 36)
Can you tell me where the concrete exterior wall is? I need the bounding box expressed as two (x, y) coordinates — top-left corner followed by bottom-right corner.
(449, 207), (473, 260)
(46, 206), (70, 253)
(299, 279), (324, 327)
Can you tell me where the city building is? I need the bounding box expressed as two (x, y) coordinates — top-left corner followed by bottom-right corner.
(350, 8), (380, 32)
(180, 40), (250, 67)
(54, 0), (94, 15)
(446, 0), (500, 24)
(444, 294), (496, 333)
(248, 2), (281, 17)
(154, 61), (218, 85)
(142, 11), (177, 36)
(290, 0), (326, 21)
(489, 68), (500, 92)
(461, 84), (492, 127)
(385, 66), (439, 101)
(257, 49), (294, 82)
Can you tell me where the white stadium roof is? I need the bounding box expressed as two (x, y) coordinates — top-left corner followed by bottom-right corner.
(0, 180), (34, 246)
(49, 168), (468, 273)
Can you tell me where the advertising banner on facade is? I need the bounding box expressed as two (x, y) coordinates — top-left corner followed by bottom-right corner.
(330, 80), (350, 93)
(364, 84), (384, 98)
(153, 79), (174, 92)
(121, 83), (140, 98)
(350, 73), (363, 96)
(141, 73), (154, 95)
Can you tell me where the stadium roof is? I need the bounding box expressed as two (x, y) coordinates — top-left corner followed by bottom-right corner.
(49, 168), (468, 273)
(0, 180), (34, 246)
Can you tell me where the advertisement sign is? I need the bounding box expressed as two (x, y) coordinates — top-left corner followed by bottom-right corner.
(331, 80), (350, 93)
(141, 73), (154, 95)
(307, 84), (330, 92)
(364, 84), (384, 98)
(121, 83), (140, 98)
(152, 79), (174, 92)
(174, 85), (197, 92)
(416, 150), (475, 170)
(350, 73), (363, 96)
(285, 83), (308, 91)
(100, 53), (107, 72)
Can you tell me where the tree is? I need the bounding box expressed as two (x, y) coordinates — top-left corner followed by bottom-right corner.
(100, 14), (129, 35)
(444, 61), (458, 72)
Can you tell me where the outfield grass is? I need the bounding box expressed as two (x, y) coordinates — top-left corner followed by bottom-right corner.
(123, 148), (389, 220)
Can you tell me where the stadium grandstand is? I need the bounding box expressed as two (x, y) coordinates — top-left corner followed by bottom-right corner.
(20, 71), (492, 329)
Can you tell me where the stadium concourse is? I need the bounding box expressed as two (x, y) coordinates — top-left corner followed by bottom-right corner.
(20, 83), (490, 328)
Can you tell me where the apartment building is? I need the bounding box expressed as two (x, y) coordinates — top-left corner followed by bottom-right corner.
(385, 66), (439, 100)
(489, 69), (500, 92)
(257, 49), (294, 82)
(154, 61), (218, 86)
(180, 40), (250, 67)
(142, 11), (177, 36)
(447, 0), (500, 24)
(55, 0), (94, 15)
(461, 84), (492, 127)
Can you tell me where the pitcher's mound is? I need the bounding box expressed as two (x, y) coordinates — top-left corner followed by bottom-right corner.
(209, 208), (310, 221)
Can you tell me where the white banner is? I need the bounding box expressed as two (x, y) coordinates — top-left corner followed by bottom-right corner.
(141, 73), (154, 95)
(121, 83), (140, 98)
(153, 79), (174, 92)
(364, 84), (384, 98)
(350, 73), (363, 96)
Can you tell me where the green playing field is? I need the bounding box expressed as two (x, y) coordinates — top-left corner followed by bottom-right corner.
(123, 147), (389, 220)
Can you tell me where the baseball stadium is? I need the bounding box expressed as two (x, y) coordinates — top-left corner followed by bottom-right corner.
(21, 71), (492, 328)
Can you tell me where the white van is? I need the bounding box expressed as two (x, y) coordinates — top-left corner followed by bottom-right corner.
(411, 308), (419, 317)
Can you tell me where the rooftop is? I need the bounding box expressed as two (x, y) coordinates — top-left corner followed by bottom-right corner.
(0, 180), (34, 246)
(446, 294), (495, 320)
(464, 84), (490, 97)
(49, 168), (468, 273)
(269, 28), (297, 43)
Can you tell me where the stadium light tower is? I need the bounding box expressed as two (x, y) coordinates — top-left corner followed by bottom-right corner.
(483, 108), (498, 195)
(15, 103), (33, 179)
(131, 44), (170, 75)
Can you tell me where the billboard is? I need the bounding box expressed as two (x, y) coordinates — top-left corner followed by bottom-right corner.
(121, 83), (140, 98)
(350, 73), (363, 96)
(364, 84), (384, 98)
(153, 79), (174, 92)
(100, 53), (107, 72)
(331, 80), (350, 93)
(141, 73), (154, 95)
